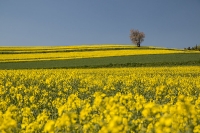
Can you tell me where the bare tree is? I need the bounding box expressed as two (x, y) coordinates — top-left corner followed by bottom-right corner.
(130, 29), (145, 47)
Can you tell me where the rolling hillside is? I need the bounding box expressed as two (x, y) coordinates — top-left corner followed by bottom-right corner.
(0, 45), (199, 69)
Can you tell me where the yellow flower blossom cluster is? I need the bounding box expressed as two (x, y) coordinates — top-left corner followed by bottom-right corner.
(0, 66), (200, 132)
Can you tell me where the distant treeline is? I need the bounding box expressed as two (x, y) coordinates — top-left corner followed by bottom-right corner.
(184, 44), (200, 51)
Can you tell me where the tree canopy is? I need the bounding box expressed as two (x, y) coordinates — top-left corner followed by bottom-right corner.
(130, 29), (145, 47)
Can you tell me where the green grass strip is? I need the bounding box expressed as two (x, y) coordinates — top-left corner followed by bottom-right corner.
(0, 53), (199, 69)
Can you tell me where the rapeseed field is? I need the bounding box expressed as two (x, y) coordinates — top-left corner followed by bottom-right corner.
(0, 67), (200, 132)
(0, 45), (188, 62)
(0, 49), (184, 62)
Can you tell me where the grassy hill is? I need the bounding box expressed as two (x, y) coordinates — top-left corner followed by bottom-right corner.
(0, 45), (199, 69)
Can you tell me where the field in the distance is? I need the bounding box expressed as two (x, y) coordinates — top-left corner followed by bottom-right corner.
(0, 45), (200, 69)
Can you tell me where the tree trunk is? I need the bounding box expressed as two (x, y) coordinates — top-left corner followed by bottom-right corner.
(137, 42), (140, 47)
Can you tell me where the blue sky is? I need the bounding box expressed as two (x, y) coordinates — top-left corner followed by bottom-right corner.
(0, 0), (200, 48)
